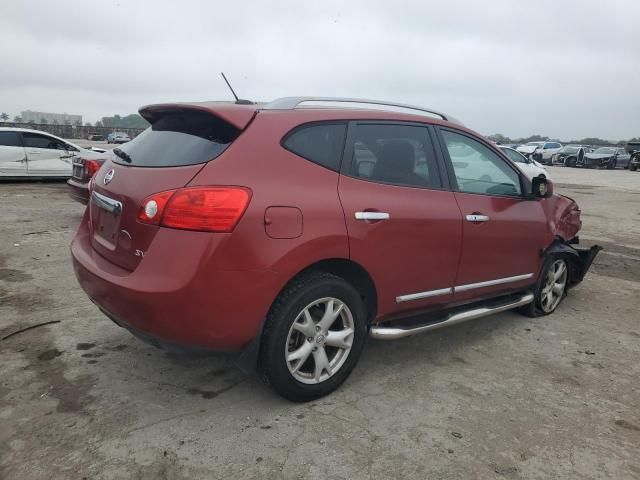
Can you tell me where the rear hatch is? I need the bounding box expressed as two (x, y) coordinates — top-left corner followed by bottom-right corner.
(88, 105), (255, 271)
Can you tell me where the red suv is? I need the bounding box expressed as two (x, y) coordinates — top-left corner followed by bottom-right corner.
(71, 97), (600, 401)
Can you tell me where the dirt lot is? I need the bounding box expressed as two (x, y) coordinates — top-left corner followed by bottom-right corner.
(1, 168), (639, 479)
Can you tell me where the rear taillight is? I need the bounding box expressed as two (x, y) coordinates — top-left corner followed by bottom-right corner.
(136, 191), (174, 226)
(84, 159), (102, 178)
(137, 187), (251, 232)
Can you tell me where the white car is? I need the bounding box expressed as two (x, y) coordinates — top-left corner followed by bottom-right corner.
(499, 146), (551, 180)
(0, 127), (99, 178)
(516, 141), (563, 165)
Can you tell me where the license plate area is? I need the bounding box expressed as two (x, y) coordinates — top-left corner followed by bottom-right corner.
(72, 165), (83, 179)
(91, 191), (123, 250)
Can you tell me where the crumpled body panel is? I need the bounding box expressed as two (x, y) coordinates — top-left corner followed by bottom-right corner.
(543, 194), (582, 241)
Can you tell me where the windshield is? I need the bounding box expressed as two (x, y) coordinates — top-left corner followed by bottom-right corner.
(500, 147), (526, 164)
(595, 147), (616, 154)
(562, 147), (579, 153)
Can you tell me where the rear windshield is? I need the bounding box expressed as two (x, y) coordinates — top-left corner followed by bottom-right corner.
(112, 110), (240, 167)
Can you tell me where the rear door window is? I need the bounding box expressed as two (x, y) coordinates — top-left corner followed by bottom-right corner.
(22, 132), (66, 150)
(282, 123), (346, 172)
(347, 123), (442, 189)
(0, 131), (22, 147)
(113, 111), (240, 167)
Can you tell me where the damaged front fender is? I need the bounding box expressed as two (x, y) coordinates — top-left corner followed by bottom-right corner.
(544, 239), (602, 288)
(543, 193), (582, 241)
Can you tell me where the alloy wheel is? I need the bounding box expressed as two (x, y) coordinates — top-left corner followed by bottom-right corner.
(540, 259), (568, 313)
(285, 297), (355, 385)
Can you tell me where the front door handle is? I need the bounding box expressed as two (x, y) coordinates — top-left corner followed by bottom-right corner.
(466, 214), (490, 223)
(355, 211), (390, 221)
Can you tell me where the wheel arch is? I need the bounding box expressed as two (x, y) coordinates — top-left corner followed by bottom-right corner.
(234, 257), (378, 374)
(283, 258), (378, 324)
(543, 238), (602, 288)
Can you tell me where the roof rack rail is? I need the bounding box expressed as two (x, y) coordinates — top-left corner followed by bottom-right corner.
(262, 97), (462, 125)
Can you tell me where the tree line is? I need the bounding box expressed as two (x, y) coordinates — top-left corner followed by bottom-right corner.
(0, 112), (149, 129)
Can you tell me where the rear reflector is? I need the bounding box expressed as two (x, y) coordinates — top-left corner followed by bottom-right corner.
(137, 191), (174, 225)
(137, 187), (251, 232)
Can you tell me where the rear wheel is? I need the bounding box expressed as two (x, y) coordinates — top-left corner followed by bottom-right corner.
(260, 272), (366, 402)
(520, 256), (569, 317)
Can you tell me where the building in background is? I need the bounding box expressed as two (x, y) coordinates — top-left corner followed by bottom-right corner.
(20, 110), (82, 125)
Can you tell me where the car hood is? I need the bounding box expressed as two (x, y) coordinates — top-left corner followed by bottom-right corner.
(517, 145), (539, 154)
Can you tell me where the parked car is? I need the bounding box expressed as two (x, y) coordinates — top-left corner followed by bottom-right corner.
(579, 147), (631, 169)
(67, 154), (108, 204)
(107, 132), (131, 144)
(71, 97), (600, 401)
(88, 134), (105, 141)
(517, 141), (563, 165)
(551, 145), (588, 167)
(626, 141), (640, 171)
(499, 146), (551, 179)
(0, 127), (95, 178)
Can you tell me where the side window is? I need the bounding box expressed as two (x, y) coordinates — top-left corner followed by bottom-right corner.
(0, 131), (22, 147)
(442, 130), (522, 197)
(22, 133), (66, 150)
(283, 123), (346, 172)
(349, 124), (441, 188)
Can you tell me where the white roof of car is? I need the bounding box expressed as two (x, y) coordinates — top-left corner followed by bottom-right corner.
(0, 126), (86, 151)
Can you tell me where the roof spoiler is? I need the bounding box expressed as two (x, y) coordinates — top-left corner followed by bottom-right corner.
(139, 102), (257, 130)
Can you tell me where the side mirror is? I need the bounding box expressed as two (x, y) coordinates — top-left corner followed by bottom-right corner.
(532, 176), (553, 198)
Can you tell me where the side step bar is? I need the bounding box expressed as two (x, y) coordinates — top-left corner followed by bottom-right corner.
(369, 292), (534, 340)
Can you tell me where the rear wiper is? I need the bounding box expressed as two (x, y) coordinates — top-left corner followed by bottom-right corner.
(113, 148), (132, 163)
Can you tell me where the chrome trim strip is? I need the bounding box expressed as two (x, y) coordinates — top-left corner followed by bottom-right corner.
(91, 191), (122, 215)
(396, 287), (452, 303)
(454, 273), (533, 293)
(371, 293), (534, 340)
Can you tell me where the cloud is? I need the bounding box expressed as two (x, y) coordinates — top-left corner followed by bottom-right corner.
(1, 0), (638, 139)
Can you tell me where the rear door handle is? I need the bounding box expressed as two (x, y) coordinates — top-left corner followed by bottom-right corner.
(466, 214), (490, 223)
(355, 211), (390, 221)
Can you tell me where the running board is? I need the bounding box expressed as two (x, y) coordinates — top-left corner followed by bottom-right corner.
(369, 292), (534, 340)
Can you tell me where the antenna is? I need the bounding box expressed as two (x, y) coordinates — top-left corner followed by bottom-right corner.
(220, 72), (253, 105)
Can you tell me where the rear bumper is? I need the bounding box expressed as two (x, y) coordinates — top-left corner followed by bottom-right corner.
(71, 212), (280, 352)
(67, 178), (89, 205)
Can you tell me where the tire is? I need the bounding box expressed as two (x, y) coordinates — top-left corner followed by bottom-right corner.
(520, 255), (569, 318)
(259, 271), (367, 402)
(631, 164), (638, 171)
(566, 157), (576, 167)
(607, 159), (616, 170)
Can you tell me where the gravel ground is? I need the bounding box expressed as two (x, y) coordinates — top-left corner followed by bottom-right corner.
(1, 167), (639, 479)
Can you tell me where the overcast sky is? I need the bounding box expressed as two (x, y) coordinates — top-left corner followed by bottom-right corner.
(1, 0), (638, 140)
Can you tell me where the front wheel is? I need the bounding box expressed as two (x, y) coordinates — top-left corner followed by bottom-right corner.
(520, 256), (569, 317)
(260, 272), (366, 402)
